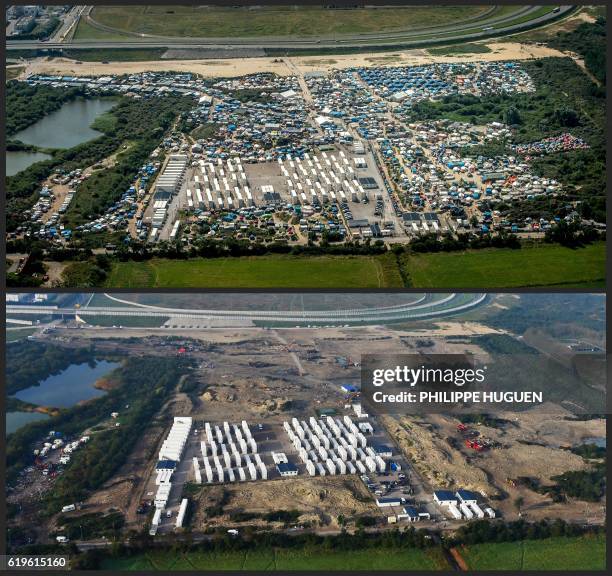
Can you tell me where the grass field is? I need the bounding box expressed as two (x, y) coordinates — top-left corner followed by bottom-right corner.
(404, 242), (606, 288)
(105, 255), (403, 288)
(101, 548), (447, 571)
(103, 242), (604, 288)
(459, 534), (606, 571)
(80, 5), (493, 39)
(6, 327), (36, 342)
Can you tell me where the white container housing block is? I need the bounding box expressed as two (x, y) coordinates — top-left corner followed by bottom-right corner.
(485, 507), (496, 519)
(376, 456), (386, 473)
(356, 461), (366, 474)
(228, 468), (236, 483)
(326, 459), (337, 475)
(193, 457), (202, 484)
(205, 467), (214, 483)
(336, 460), (347, 474)
(200, 441), (208, 457)
(216, 467), (224, 483)
(154, 483), (171, 509)
(209, 440), (218, 455)
(248, 463), (258, 480)
(241, 420), (250, 437)
(259, 462), (268, 480)
(237, 467), (246, 481)
(152, 508), (162, 527)
(159, 417), (192, 462)
(317, 463), (326, 476)
(234, 452), (242, 467)
(249, 438), (257, 453)
(239, 439), (248, 454)
(346, 461), (357, 474)
(460, 503), (474, 520)
(447, 504), (463, 520)
(176, 498), (188, 528)
(306, 461), (316, 476)
(470, 502), (485, 519)
(223, 451), (232, 469)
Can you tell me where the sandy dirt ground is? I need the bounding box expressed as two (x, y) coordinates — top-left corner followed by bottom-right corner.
(385, 407), (606, 524)
(19, 42), (566, 80)
(191, 476), (379, 530)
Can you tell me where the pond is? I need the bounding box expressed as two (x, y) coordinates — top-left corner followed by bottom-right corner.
(11, 97), (116, 150)
(6, 150), (53, 177)
(13, 360), (120, 409)
(6, 411), (49, 435)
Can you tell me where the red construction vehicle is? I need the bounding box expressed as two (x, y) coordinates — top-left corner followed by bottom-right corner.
(457, 423), (468, 432)
(465, 438), (485, 451)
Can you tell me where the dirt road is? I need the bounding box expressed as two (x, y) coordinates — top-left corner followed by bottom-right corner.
(20, 42), (566, 80)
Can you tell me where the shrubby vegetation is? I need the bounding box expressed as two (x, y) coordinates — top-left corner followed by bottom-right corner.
(547, 461), (606, 502)
(470, 334), (537, 355)
(404, 231), (521, 253)
(73, 526), (435, 569)
(403, 56), (606, 223)
(6, 82), (83, 136)
(484, 293), (605, 335)
(571, 443), (606, 460)
(548, 17), (606, 84)
(451, 518), (603, 546)
(55, 511), (124, 541)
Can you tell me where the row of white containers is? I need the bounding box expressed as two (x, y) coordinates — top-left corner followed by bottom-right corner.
(279, 151), (365, 205)
(155, 417), (193, 510)
(159, 417), (193, 462)
(203, 420), (257, 455)
(196, 421), (266, 484)
(192, 158), (254, 209)
(194, 450), (267, 484)
(284, 416), (385, 477)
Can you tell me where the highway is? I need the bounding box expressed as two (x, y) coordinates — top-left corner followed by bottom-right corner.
(7, 6), (574, 52)
(6, 293), (487, 325)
